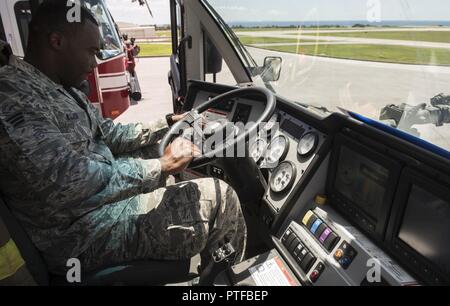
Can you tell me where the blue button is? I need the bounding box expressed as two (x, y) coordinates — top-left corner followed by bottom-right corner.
(339, 257), (351, 268)
(310, 219), (323, 234)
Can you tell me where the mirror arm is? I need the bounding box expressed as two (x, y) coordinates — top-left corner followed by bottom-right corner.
(179, 35), (192, 50)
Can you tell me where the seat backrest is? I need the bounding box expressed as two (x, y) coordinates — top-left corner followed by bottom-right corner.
(0, 40), (12, 67)
(0, 196), (49, 285)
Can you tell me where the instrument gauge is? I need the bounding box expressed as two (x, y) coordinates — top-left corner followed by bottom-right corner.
(270, 161), (297, 193)
(263, 113), (280, 134)
(249, 138), (268, 164)
(297, 132), (319, 158)
(264, 135), (289, 168)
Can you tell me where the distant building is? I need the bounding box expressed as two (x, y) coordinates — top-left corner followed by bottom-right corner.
(117, 22), (156, 40)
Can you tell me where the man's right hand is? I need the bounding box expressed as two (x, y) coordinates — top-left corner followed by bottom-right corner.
(159, 138), (201, 175)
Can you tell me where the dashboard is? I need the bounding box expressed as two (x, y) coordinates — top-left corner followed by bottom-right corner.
(183, 81), (450, 286)
(277, 129), (450, 286)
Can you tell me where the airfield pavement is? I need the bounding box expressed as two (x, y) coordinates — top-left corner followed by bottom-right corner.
(117, 28), (450, 150)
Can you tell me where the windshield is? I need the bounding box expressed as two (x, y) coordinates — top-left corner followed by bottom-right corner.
(205, 0), (450, 152)
(83, 0), (123, 60)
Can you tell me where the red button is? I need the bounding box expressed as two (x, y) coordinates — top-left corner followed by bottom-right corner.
(310, 270), (319, 283)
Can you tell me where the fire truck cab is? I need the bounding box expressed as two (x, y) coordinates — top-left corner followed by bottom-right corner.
(1, 0), (450, 287)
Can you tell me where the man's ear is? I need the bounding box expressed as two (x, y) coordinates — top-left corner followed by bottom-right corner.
(48, 32), (66, 51)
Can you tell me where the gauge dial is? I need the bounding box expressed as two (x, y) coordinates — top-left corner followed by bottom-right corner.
(297, 132), (319, 158)
(249, 138), (267, 163)
(270, 161), (297, 193)
(263, 113), (280, 134)
(264, 135), (289, 168)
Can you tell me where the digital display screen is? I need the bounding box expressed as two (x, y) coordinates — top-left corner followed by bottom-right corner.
(398, 185), (450, 274)
(281, 120), (305, 139)
(334, 145), (390, 220)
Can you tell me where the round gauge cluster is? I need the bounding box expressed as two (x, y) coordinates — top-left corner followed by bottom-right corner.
(270, 161), (297, 193)
(264, 135), (289, 168)
(297, 132), (319, 158)
(249, 138), (267, 163)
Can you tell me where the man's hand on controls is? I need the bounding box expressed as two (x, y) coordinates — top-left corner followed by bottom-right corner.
(168, 112), (206, 128)
(171, 112), (189, 123)
(159, 137), (201, 175)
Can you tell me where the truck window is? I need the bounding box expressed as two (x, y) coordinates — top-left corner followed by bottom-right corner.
(14, 1), (32, 51)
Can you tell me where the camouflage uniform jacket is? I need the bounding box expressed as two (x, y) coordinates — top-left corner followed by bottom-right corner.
(0, 58), (169, 267)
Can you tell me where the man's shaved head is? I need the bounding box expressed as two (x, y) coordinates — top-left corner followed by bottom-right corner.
(28, 0), (99, 45)
(25, 0), (102, 88)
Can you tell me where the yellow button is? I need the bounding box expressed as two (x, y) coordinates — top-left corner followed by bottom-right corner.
(302, 211), (314, 226)
(315, 195), (327, 205)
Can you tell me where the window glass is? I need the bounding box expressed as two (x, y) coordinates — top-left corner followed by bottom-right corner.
(205, 0), (450, 151)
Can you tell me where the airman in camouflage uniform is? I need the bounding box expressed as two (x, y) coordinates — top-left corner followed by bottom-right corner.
(0, 2), (246, 275)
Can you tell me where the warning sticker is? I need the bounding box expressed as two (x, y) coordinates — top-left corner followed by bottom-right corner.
(249, 257), (297, 286)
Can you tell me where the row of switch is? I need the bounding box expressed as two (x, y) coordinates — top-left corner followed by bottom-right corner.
(302, 211), (340, 252)
(282, 228), (317, 274)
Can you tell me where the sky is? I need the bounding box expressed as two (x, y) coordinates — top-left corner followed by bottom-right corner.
(106, 0), (450, 26)
(105, 0), (170, 25)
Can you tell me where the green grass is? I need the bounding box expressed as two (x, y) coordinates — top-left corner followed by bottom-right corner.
(301, 31), (450, 43)
(263, 44), (450, 66)
(233, 26), (352, 32)
(238, 36), (300, 45)
(138, 44), (172, 57)
(155, 30), (172, 37)
(234, 27), (295, 32)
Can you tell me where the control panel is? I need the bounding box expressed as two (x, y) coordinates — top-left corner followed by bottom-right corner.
(278, 206), (418, 286)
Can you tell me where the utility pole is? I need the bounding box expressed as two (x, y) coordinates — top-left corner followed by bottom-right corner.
(143, 0), (153, 18)
(134, 0), (153, 17)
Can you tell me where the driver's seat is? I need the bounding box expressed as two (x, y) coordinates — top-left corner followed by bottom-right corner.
(0, 195), (193, 286)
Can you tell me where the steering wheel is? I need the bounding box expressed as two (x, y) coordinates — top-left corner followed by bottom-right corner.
(159, 87), (276, 168)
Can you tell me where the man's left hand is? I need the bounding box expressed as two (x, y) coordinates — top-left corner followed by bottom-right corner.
(171, 112), (189, 123)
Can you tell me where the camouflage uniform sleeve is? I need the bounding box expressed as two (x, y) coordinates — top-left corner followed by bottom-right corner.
(0, 94), (162, 209)
(87, 100), (169, 155)
(437, 105), (450, 125)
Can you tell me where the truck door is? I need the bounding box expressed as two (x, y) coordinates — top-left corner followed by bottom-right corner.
(168, 0), (187, 114)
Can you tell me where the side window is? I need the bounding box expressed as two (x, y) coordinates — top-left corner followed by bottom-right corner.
(0, 13), (6, 42)
(176, 2), (182, 47)
(204, 33), (236, 86)
(170, 0), (183, 54)
(84, 1), (122, 60)
(14, 1), (32, 51)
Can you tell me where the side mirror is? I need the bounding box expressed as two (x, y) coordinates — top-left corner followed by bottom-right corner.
(205, 36), (223, 75)
(261, 56), (282, 82)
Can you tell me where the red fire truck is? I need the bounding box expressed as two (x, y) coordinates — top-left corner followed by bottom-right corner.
(0, 0), (137, 119)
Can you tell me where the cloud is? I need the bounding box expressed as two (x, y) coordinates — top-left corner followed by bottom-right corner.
(268, 9), (282, 16)
(216, 6), (246, 12)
